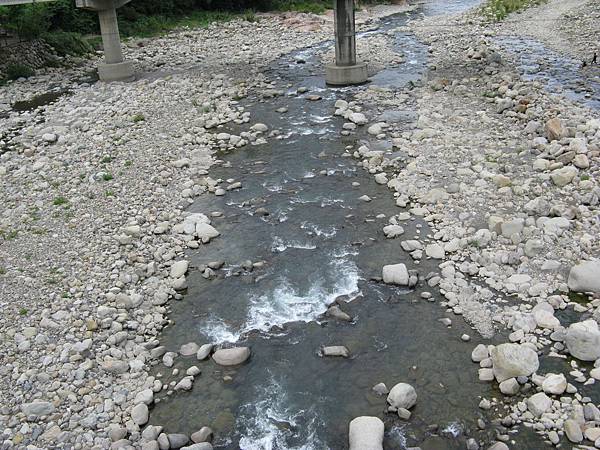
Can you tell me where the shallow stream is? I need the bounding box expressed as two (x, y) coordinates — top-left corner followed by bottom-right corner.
(147, 1), (582, 449)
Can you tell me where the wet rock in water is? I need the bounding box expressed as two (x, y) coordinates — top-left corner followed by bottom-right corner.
(348, 416), (384, 450)
(180, 342), (200, 356)
(487, 443), (509, 450)
(349, 113), (368, 125)
(191, 427), (213, 443)
(196, 223), (220, 243)
(196, 344), (214, 360)
(359, 194), (372, 202)
(397, 408), (411, 420)
(326, 305), (352, 322)
(170, 260), (189, 278)
(168, 433), (189, 448)
(532, 302), (560, 329)
(568, 261), (600, 293)
(387, 383), (417, 410)
(383, 224), (404, 238)
(250, 123), (268, 133)
(527, 392), (552, 417)
(565, 320), (600, 361)
(212, 347), (251, 366)
(322, 346), (350, 358)
(175, 376), (194, 391)
(491, 343), (539, 382)
(471, 344), (489, 362)
(181, 444), (213, 450)
(564, 419), (583, 443)
(542, 373), (567, 395)
(382, 263), (409, 285)
(372, 382), (389, 395)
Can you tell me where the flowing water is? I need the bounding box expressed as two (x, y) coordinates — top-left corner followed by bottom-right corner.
(496, 36), (600, 111)
(147, 2), (581, 449)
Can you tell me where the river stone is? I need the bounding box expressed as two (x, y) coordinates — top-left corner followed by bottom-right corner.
(382, 263), (409, 285)
(372, 383), (389, 395)
(568, 261), (600, 293)
(131, 403), (149, 425)
(532, 302), (560, 329)
(545, 118), (567, 141)
(170, 260), (189, 278)
(181, 444), (213, 450)
(383, 225), (404, 238)
(425, 244), (445, 259)
(168, 433), (189, 448)
(527, 392), (552, 417)
(180, 342), (200, 356)
(191, 427), (213, 443)
(488, 443), (509, 450)
(542, 373), (567, 395)
(499, 378), (519, 396)
(322, 346), (350, 357)
(565, 419), (583, 443)
(491, 343), (539, 382)
(387, 383), (417, 409)
(212, 347), (251, 366)
(348, 416), (384, 450)
(196, 223), (220, 242)
(196, 344), (213, 360)
(349, 113), (368, 125)
(551, 166), (578, 187)
(326, 305), (352, 322)
(471, 344), (489, 362)
(21, 401), (55, 417)
(565, 320), (600, 361)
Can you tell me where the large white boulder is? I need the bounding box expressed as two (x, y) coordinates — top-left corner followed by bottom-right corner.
(565, 320), (600, 361)
(532, 302), (560, 329)
(386, 383), (417, 410)
(542, 373), (567, 395)
(212, 347), (251, 366)
(491, 343), (539, 382)
(382, 264), (409, 285)
(348, 416), (384, 450)
(568, 261), (600, 293)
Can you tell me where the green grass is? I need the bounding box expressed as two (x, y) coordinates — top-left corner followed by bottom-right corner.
(102, 173), (113, 181)
(132, 113), (145, 123)
(5, 63), (35, 80)
(481, 0), (548, 21)
(19, 308), (29, 316)
(53, 196), (68, 206)
(118, 10), (237, 38)
(41, 31), (92, 56)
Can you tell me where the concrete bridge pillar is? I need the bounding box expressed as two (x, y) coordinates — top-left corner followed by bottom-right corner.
(325, 0), (368, 85)
(76, 0), (134, 82)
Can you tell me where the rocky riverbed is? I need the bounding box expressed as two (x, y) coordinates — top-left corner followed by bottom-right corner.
(1, 0), (599, 449)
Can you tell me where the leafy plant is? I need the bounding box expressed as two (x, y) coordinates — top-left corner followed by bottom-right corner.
(5, 64), (34, 80)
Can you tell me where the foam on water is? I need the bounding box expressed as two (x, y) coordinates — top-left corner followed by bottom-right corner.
(442, 421), (463, 438)
(238, 376), (325, 450)
(387, 424), (407, 447)
(271, 236), (317, 253)
(300, 221), (337, 238)
(199, 258), (360, 343)
(242, 258), (359, 334)
(200, 316), (242, 344)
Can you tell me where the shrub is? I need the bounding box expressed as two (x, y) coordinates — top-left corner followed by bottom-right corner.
(5, 63), (35, 80)
(41, 31), (93, 56)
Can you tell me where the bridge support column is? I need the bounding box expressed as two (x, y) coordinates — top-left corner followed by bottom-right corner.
(325, 0), (368, 86)
(76, 0), (134, 82)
